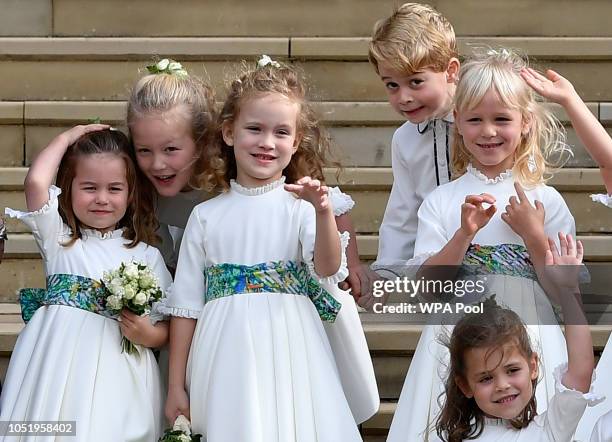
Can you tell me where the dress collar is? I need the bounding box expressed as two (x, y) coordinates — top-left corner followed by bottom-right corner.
(230, 176), (286, 196)
(417, 112), (454, 134)
(81, 228), (124, 240)
(467, 163), (513, 184)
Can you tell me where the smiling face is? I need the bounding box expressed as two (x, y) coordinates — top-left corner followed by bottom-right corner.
(71, 153), (129, 233)
(458, 342), (538, 420)
(131, 106), (198, 197)
(378, 60), (458, 124)
(456, 88), (529, 179)
(222, 92), (300, 188)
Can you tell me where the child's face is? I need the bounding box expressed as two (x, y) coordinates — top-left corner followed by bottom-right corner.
(378, 61), (457, 124)
(458, 342), (538, 420)
(222, 93), (300, 188)
(71, 153), (129, 233)
(456, 89), (529, 178)
(131, 106), (198, 197)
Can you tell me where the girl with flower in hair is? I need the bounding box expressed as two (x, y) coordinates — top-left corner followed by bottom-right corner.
(388, 49), (578, 441)
(434, 235), (600, 441)
(127, 59), (366, 302)
(2, 126), (172, 440)
(161, 58), (377, 441)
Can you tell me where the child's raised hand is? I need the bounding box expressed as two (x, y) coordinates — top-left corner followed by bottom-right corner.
(544, 233), (584, 290)
(520, 67), (578, 107)
(460, 193), (496, 237)
(501, 182), (546, 243)
(285, 176), (331, 213)
(57, 124), (111, 146)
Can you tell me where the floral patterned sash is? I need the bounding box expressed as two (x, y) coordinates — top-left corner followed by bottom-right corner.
(19, 274), (114, 323)
(460, 243), (537, 280)
(204, 261), (342, 322)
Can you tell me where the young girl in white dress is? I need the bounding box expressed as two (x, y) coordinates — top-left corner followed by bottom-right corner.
(434, 234), (601, 441)
(127, 59), (368, 300)
(161, 59), (375, 441)
(1, 126), (172, 441)
(387, 49), (577, 441)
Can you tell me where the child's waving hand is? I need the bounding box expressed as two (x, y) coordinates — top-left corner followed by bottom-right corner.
(520, 67), (578, 106)
(285, 176), (332, 213)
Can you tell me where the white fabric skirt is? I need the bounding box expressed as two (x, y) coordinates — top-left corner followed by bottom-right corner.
(186, 292), (362, 442)
(386, 274), (568, 441)
(0, 305), (164, 442)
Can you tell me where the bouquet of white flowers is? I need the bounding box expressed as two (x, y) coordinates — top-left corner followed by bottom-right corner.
(102, 262), (163, 355)
(159, 415), (202, 442)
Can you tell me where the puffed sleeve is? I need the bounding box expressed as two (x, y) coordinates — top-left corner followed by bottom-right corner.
(4, 185), (69, 261)
(590, 193), (612, 209)
(543, 364), (603, 441)
(327, 186), (355, 217)
(299, 201), (349, 284)
(374, 132), (423, 267)
(414, 188), (449, 256)
(157, 208), (206, 318)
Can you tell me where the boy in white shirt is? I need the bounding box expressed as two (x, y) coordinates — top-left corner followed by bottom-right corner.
(368, 3), (460, 273)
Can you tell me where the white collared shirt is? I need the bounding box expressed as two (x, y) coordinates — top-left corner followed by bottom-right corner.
(373, 114), (453, 268)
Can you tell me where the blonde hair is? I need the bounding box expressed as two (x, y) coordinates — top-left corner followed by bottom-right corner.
(199, 61), (334, 192)
(126, 68), (216, 186)
(452, 49), (570, 187)
(368, 2), (457, 74)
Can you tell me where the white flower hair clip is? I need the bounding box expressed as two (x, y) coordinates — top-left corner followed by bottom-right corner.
(257, 54), (281, 69)
(146, 58), (188, 77)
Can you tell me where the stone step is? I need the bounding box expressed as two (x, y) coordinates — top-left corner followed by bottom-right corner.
(0, 100), (610, 167)
(2, 36), (612, 101)
(4, 1), (612, 38)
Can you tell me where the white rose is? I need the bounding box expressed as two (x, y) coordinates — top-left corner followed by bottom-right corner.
(168, 61), (183, 71)
(139, 273), (156, 290)
(157, 59), (170, 71)
(173, 415), (191, 435)
(178, 435), (190, 442)
(134, 292), (147, 306)
(109, 278), (123, 295)
(124, 263), (139, 279)
(123, 286), (136, 300)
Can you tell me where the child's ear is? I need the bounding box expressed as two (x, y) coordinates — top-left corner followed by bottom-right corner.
(529, 354), (539, 381)
(446, 58), (460, 84)
(221, 121), (234, 147)
(455, 375), (473, 398)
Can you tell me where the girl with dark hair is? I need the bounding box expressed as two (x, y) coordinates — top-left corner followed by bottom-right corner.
(2, 125), (172, 441)
(435, 234), (600, 441)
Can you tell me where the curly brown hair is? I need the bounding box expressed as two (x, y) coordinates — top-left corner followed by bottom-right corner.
(56, 130), (158, 248)
(436, 299), (538, 442)
(198, 61), (334, 192)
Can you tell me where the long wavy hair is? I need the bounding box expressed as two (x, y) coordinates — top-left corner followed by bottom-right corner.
(452, 49), (571, 187)
(56, 130), (158, 248)
(198, 60), (336, 192)
(436, 299), (538, 442)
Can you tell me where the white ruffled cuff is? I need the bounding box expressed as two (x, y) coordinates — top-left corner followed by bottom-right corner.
(591, 194), (612, 208)
(328, 187), (355, 217)
(5, 185), (62, 219)
(553, 363), (605, 406)
(306, 231), (350, 284)
(149, 301), (168, 325)
(154, 287), (201, 319)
